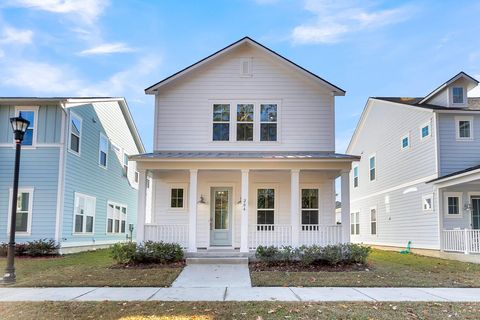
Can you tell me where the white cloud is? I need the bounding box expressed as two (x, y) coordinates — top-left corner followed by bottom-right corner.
(469, 75), (480, 97)
(79, 42), (135, 56)
(0, 26), (33, 44)
(292, 0), (413, 44)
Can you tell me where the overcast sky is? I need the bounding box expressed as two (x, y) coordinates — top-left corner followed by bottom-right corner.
(1, 0), (480, 152)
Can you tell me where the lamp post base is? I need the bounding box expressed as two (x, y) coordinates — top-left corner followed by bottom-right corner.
(2, 272), (16, 284)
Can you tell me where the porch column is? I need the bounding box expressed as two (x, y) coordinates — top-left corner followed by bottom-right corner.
(291, 169), (300, 247)
(341, 170), (351, 243)
(188, 169), (198, 253)
(240, 169), (249, 252)
(436, 186), (444, 252)
(136, 169), (147, 244)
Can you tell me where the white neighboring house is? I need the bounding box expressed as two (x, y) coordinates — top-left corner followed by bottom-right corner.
(347, 72), (480, 261)
(132, 37), (358, 253)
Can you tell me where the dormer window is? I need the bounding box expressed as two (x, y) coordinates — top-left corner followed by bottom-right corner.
(452, 87), (464, 104)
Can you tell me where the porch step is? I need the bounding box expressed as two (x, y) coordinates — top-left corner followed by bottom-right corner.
(186, 252), (251, 258)
(186, 257), (249, 265)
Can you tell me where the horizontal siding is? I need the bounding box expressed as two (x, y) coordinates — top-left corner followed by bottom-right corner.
(154, 44), (335, 151)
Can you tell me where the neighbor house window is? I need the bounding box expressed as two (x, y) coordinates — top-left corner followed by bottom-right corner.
(370, 207), (377, 235)
(369, 155), (376, 181)
(99, 134), (108, 167)
(452, 87), (464, 104)
(444, 193), (462, 217)
(107, 202), (127, 234)
(8, 188), (33, 234)
(422, 194), (433, 211)
(16, 108), (36, 146)
(301, 189), (319, 228)
(134, 171), (139, 183)
(74, 193), (95, 234)
(421, 123), (431, 139)
(260, 104), (277, 141)
(123, 153), (129, 174)
(69, 112), (82, 154)
(456, 116), (473, 140)
(212, 104), (230, 141)
(257, 188), (275, 228)
(401, 134), (409, 149)
(353, 166), (359, 188)
(170, 188), (185, 209)
(236, 104), (254, 141)
(350, 212), (360, 235)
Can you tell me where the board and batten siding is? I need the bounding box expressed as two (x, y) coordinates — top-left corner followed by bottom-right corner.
(349, 100), (440, 249)
(153, 45), (335, 152)
(61, 103), (138, 247)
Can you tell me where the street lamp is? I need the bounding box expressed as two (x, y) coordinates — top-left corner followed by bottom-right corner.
(3, 116), (30, 284)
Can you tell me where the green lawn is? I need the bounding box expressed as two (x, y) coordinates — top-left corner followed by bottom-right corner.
(0, 249), (182, 287)
(251, 249), (480, 287)
(0, 301), (479, 320)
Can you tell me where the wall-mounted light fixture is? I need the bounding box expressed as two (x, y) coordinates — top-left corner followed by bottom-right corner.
(198, 195), (207, 204)
(464, 203), (472, 211)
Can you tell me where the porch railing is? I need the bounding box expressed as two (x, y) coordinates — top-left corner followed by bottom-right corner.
(299, 224), (343, 246)
(442, 229), (480, 254)
(144, 224), (189, 248)
(248, 224), (292, 249)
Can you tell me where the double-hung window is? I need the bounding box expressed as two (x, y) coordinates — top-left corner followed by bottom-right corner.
(445, 192), (462, 217)
(353, 166), (359, 188)
(401, 134), (409, 149)
(16, 108), (36, 146)
(452, 87), (464, 104)
(370, 207), (377, 235)
(421, 123), (431, 139)
(123, 153), (129, 175)
(213, 104), (230, 141)
(99, 134), (108, 167)
(369, 155), (376, 181)
(8, 188), (33, 234)
(170, 188), (185, 209)
(69, 112), (82, 154)
(74, 193), (95, 234)
(350, 212), (360, 235)
(456, 116), (473, 140)
(260, 104), (277, 141)
(107, 202), (127, 234)
(236, 104), (254, 141)
(257, 188), (275, 230)
(301, 189), (319, 230)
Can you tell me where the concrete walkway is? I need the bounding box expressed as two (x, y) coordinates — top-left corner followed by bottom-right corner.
(1, 287), (480, 302)
(172, 264), (251, 288)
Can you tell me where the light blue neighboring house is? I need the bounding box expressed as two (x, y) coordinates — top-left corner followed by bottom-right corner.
(0, 97), (145, 252)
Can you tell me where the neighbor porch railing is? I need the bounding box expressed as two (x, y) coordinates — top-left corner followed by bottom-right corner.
(248, 224), (292, 249)
(144, 224), (189, 248)
(442, 229), (480, 254)
(299, 224), (343, 246)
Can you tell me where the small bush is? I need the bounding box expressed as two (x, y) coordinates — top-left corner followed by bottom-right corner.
(110, 241), (184, 265)
(0, 239), (59, 257)
(255, 246), (280, 263)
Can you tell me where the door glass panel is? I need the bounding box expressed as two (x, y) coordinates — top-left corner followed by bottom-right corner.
(214, 190), (229, 229)
(472, 198), (480, 230)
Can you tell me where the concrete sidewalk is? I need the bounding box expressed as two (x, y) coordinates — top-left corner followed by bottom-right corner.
(172, 264), (252, 288)
(1, 287), (480, 302)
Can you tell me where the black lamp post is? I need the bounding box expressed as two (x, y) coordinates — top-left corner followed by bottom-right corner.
(3, 116), (30, 284)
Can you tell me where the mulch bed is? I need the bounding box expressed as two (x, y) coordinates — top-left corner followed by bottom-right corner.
(109, 260), (186, 269)
(249, 261), (369, 272)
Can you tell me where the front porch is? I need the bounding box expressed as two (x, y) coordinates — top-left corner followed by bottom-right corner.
(133, 152), (356, 252)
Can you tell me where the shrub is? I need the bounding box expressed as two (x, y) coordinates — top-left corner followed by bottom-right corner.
(346, 243), (371, 264)
(110, 241), (184, 265)
(321, 245), (343, 265)
(255, 246), (280, 263)
(0, 239), (59, 257)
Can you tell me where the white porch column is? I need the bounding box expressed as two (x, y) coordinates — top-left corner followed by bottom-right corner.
(240, 169), (249, 252)
(291, 169), (300, 247)
(136, 169), (147, 244)
(188, 169), (198, 252)
(341, 170), (351, 243)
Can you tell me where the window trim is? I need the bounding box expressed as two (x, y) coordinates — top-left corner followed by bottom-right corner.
(235, 103), (255, 142)
(98, 133), (109, 168)
(68, 111), (83, 155)
(420, 121), (431, 140)
(14, 106), (39, 148)
(106, 201), (127, 234)
(452, 86), (465, 105)
(168, 184), (188, 211)
(370, 206), (377, 236)
(353, 165), (359, 189)
(259, 103), (278, 142)
(422, 193), (434, 212)
(212, 103), (231, 142)
(300, 187), (320, 226)
(7, 187), (34, 235)
(455, 116), (474, 141)
(73, 192), (96, 235)
(444, 192), (463, 218)
(401, 133), (410, 150)
(255, 185), (277, 225)
(369, 154), (376, 182)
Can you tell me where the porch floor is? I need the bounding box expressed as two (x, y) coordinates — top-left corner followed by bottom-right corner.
(172, 264), (252, 288)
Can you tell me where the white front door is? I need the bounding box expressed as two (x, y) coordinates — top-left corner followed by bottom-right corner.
(210, 187), (232, 246)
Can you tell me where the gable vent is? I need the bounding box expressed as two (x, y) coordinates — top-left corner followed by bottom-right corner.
(240, 58), (252, 76)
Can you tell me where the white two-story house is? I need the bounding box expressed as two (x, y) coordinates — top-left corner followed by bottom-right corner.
(132, 37), (358, 253)
(347, 72), (480, 261)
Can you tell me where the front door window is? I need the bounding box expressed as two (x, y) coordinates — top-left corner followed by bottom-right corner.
(214, 190), (229, 229)
(472, 198), (480, 230)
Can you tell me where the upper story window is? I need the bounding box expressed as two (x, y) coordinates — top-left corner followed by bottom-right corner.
(421, 123), (431, 139)
(353, 166), (359, 188)
(16, 109), (36, 146)
(69, 112), (82, 154)
(74, 193), (95, 234)
(401, 134), (409, 149)
(212, 104), (230, 141)
(260, 104), (277, 141)
(455, 116), (473, 140)
(236, 104), (254, 141)
(301, 189), (319, 226)
(452, 87), (464, 104)
(99, 134), (108, 167)
(240, 58), (252, 76)
(369, 155), (376, 181)
(422, 194), (433, 211)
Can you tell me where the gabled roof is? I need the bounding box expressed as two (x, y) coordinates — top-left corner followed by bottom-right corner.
(145, 36), (345, 95)
(0, 97), (145, 153)
(373, 97), (476, 111)
(419, 71), (479, 105)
